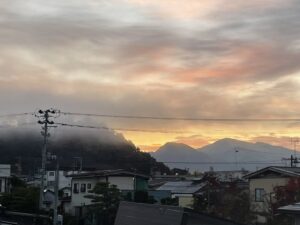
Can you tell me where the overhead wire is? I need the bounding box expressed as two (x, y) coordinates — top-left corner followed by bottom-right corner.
(60, 111), (300, 122)
(54, 122), (192, 134)
(0, 122), (37, 129)
(0, 112), (33, 118)
(159, 161), (285, 165)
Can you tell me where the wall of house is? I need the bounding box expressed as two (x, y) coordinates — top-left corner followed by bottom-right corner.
(172, 194), (194, 208)
(0, 178), (5, 193)
(108, 176), (135, 190)
(71, 176), (137, 206)
(71, 177), (102, 207)
(46, 170), (72, 191)
(249, 177), (289, 224)
(0, 164), (10, 193)
(0, 165), (10, 178)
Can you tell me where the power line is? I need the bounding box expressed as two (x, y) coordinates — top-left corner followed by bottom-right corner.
(159, 161), (284, 165)
(55, 122), (192, 134)
(0, 122), (36, 128)
(61, 112), (300, 122)
(0, 112), (33, 118)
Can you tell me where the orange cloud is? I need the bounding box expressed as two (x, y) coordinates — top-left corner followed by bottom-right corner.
(126, 0), (291, 20)
(249, 136), (300, 150)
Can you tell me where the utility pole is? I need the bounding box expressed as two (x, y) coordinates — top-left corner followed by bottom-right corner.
(35, 109), (59, 210)
(282, 155), (299, 167)
(234, 147), (239, 170)
(291, 138), (299, 157)
(53, 160), (59, 225)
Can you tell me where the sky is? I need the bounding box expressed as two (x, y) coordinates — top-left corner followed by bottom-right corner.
(1, 0), (300, 151)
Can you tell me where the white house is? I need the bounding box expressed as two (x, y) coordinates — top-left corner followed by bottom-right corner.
(66, 170), (149, 216)
(46, 170), (72, 191)
(0, 164), (11, 194)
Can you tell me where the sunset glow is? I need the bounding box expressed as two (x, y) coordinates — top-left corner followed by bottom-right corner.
(1, 0), (300, 151)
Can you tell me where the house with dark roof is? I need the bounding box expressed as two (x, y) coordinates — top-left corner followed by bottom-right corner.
(114, 201), (243, 225)
(277, 202), (300, 225)
(243, 166), (300, 224)
(65, 170), (149, 216)
(156, 181), (207, 208)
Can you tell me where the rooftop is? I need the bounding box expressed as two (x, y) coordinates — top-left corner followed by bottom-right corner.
(278, 202), (300, 215)
(68, 169), (149, 179)
(243, 166), (300, 179)
(156, 181), (206, 194)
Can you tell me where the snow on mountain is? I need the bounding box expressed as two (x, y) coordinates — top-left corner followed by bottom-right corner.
(152, 138), (295, 172)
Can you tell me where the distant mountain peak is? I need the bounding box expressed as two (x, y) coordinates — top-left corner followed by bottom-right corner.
(152, 138), (294, 172)
(163, 142), (195, 148)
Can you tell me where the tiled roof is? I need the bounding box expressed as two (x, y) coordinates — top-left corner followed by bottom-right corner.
(243, 166), (300, 179)
(156, 181), (206, 194)
(67, 169), (149, 179)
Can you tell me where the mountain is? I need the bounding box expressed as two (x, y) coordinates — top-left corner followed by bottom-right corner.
(152, 142), (207, 162)
(151, 138), (295, 172)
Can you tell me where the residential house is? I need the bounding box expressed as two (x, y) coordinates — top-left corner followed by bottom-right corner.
(0, 164), (11, 194)
(277, 202), (300, 225)
(208, 170), (249, 182)
(66, 169), (149, 216)
(156, 181), (206, 208)
(114, 201), (243, 225)
(45, 166), (96, 192)
(243, 166), (300, 224)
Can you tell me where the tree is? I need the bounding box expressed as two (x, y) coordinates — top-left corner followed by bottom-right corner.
(193, 175), (255, 224)
(266, 178), (300, 225)
(84, 182), (122, 225)
(0, 186), (39, 213)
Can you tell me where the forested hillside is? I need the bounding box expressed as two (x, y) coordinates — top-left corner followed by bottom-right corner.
(0, 128), (169, 175)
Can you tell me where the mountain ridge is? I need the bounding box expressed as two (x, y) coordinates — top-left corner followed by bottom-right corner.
(151, 138), (294, 172)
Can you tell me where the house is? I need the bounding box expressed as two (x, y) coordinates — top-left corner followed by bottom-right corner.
(0, 165), (11, 194)
(114, 201), (243, 225)
(243, 166), (300, 224)
(156, 181), (206, 208)
(277, 202), (300, 225)
(45, 166), (96, 192)
(66, 169), (149, 216)
(207, 170), (249, 182)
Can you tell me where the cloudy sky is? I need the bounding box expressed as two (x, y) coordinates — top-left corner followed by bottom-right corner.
(1, 0), (300, 151)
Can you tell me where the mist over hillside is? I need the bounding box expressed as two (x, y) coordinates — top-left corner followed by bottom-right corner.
(151, 138), (295, 172)
(0, 127), (169, 175)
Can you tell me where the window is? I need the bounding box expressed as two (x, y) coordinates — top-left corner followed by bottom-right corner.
(87, 183), (92, 190)
(49, 171), (55, 176)
(73, 183), (79, 193)
(81, 184), (86, 193)
(255, 188), (265, 202)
